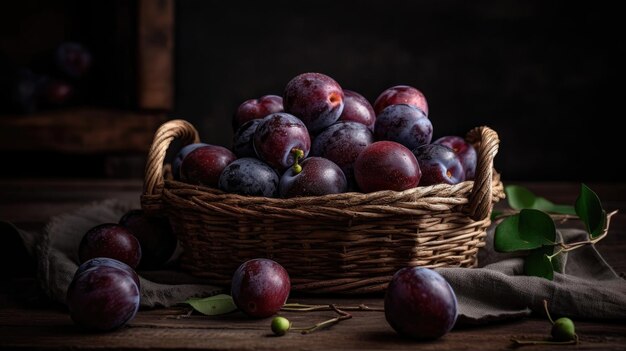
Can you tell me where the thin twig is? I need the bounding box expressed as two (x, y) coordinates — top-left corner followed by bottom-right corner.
(291, 304), (353, 335)
(511, 337), (578, 346)
(556, 210), (618, 252)
(162, 309), (193, 320)
(493, 210), (579, 222)
(282, 303), (384, 312)
(543, 300), (555, 325)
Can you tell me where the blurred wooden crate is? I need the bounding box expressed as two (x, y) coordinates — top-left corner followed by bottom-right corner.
(0, 0), (174, 177)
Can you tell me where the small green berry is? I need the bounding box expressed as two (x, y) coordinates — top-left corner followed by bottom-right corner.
(551, 317), (576, 341)
(271, 316), (291, 336)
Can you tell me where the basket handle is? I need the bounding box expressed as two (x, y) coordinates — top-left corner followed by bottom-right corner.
(142, 120), (200, 207)
(466, 126), (500, 221)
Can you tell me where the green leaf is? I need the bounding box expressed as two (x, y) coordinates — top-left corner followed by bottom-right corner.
(505, 185), (576, 215)
(494, 209), (556, 252)
(185, 294), (238, 316)
(524, 249), (554, 280)
(506, 185), (536, 209)
(575, 184), (607, 238)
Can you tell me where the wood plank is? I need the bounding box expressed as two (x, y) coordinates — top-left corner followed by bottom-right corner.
(0, 179), (143, 224)
(137, 0), (174, 110)
(0, 304), (624, 350)
(0, 108), (166, 153)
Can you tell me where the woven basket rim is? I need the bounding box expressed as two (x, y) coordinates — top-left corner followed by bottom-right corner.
(160, 171), (503, 203)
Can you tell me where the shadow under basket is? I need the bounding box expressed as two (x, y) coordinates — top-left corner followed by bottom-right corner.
(141, 120), (505, 294)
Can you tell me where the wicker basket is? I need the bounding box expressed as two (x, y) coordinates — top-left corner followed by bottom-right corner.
(141, 120), (504, 294)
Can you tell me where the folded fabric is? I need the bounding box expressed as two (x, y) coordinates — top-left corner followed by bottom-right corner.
(3, 199), (625, 324)
(440, 230), (626, 324)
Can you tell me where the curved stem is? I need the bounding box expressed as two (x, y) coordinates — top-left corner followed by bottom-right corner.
(543, 300), (555, 325)
(291, 304), (352, 335)
(556, 210), (618, 252)
(282, 303), (384, 312)
(547, 249), (564, 260)
(291, 148), (304, 174)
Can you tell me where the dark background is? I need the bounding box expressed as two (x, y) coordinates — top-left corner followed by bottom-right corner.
(2, 0), (624, 181)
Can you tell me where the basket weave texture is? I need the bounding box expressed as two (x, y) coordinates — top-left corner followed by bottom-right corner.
(141, 120), (505, 294)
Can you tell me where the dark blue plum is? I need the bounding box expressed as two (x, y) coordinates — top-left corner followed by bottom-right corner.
(67, 266), (140, 331)
(279, 157), (347, 198)
(412, 144), (465, 186)
(283, 72), (344, 134)
(75, 257), (140, 288)
(433, 136), (477, 180)
(172, 143), (208, 180)
(374, 104), (432, 150)
(232, 119), (262, 158)
(253, 113), (310, 170)
(218, 158), (279, 197)
(385, 267), (458, 340)
(311, 121), (373, 189)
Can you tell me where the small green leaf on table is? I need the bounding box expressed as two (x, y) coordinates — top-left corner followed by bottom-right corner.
(494, 209), (556, 252)
(506, 185), (576, 215)
(185, 294), (238, 316)
(575, 184), (607, 238)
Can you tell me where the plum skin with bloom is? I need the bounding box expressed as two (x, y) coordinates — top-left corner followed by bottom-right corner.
(412, 144), (465, 186)
(374, 104), (433, 151)
(231, 258), (291, 318)
(283, 72), (345, 134)
(78, 223), (142, 269)
(279, 157), (347, 198)
(338, 90), (375, 131)
(233, 95), (283, 130)
(66, 266), (140, 331)
(252, 113), (311, 171)
(384, 267), (458, 340)
(433, 136), (477, 180)
(354, 141), (421, 193)
(373, 85), (429, 116)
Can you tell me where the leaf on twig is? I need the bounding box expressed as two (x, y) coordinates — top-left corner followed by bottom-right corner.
(575, 184), (607, 238)
(523, 246), (557, 280)
(506, 185), (576, 215)
(494, 209), (556, 252)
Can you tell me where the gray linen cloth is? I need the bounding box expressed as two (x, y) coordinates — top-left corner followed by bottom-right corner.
(2, 199), (625, 324)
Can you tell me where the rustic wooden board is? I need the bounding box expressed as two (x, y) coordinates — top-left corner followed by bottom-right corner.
(0, 108), (166, 153)
(0, 304), (625, 350)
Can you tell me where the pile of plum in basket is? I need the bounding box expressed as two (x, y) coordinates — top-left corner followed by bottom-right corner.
(175, 72), (477, 197)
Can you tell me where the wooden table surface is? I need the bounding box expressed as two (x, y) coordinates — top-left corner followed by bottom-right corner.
(0, 179), (625, 350)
